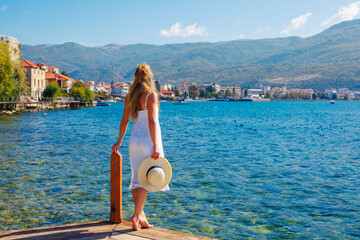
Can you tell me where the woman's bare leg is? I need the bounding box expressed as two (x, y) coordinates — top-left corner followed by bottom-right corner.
(131, 188), (153, 230)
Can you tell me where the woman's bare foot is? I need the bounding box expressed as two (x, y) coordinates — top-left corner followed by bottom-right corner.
(131, 216), (140, 231)
(139, 212), (153, 228)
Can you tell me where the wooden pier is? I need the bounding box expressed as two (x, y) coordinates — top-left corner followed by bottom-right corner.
(0, 152), (215, 240)
(0, 100), (82, 112)
(0, 221), (214, 240)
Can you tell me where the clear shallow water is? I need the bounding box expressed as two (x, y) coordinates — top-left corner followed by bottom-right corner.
(1, 101), (360, 239)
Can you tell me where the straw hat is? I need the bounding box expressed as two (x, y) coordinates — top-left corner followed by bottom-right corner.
(137, 156), (172, 192)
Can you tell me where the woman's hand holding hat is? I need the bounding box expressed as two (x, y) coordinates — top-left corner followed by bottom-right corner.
(151, 145), (160, 159)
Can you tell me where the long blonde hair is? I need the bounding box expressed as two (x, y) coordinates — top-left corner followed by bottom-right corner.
(127, 64), (158, 121)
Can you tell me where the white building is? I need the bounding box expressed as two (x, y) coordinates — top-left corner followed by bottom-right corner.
(247, 89), (263, 98)
(160, 84), (172, 91)
(220, 86), (242, 96)
(111, 83), (129, 98)
(199, 82), (221, 92)
(21, 59), (47, 100)
(262, 85), (271, 93)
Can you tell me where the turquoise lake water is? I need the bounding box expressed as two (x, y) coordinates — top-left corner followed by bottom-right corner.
(1, 101), (360, 239)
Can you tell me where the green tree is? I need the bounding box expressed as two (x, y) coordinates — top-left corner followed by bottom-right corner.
(205, 92), (213, 99)
(71, 86), (86, 101)
(232, 86), (238, 97)
(265, 90), (271, 99)
(273, 92), (280, 99)
(173, 88), (181, 97)
(72, 81), (85, 88)
(244, 89), (248, 97)
(85, 87), (95, 102)
(304, 93), (311, 100)
(0, 42), (26, 102)
(42, 81), (62, 100)
(332, 93), (338, 100)
(214, 91), (223, 98)
(312, 93), (317, 100)
(317, 91), (326, 100)
(224, 88), (232, 98)
(188, 85), (200, 99)
(70, 81), (94, 103)
(206, 86), (215, 93)
(199, 89), (205, 98)
(61, 70), (70, 77)
(155, 80), (160, 92)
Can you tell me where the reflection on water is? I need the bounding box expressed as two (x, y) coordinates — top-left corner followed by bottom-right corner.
(1, 101), (360, 239)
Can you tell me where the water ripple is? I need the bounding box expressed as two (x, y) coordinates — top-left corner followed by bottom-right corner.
(1, 101), (360, 239)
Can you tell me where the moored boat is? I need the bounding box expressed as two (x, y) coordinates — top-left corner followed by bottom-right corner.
(97, 102), (111, 106)
(174, 99), (189, 105)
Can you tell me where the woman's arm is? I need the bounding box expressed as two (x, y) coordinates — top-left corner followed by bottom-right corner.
(147, 92), (160, 159)
(112, 98), (130, 152)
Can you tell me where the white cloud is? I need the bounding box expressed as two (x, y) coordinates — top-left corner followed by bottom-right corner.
(160, 22), (208, 37)
(281, 12), (312, 35)
(238, 34), (244, 39)
(322, 1), (360, 27)
(0, 5), (8, 12)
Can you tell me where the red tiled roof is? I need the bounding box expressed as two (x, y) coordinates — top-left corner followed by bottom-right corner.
(159, 90), (174, 94)
(48, 66), (58, 69)
(37, 63), (48, 67)
(21, 59), (38, 68)
(55, 73), (70, 81)
(45, 72), (72, 81)
(45, 72), (56, 79)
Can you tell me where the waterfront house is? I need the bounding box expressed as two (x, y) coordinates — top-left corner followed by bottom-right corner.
(84, 81), (96, 92)
(111, 83), (129, 98)
(21, 59), (47, 100)
(159, 90), (175, 99)
(325, 88), (337, 99)
(104, 83), (112, 94)
(247, 89), (263, 98)
(45, 72), (74, 93)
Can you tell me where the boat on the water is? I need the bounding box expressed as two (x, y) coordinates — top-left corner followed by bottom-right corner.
(97, 102), (111, 106)
(330, 100), (335, 104)
(174, 99), (189, 105)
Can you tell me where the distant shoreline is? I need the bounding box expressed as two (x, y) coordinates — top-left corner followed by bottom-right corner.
(1, 99), (358, 116)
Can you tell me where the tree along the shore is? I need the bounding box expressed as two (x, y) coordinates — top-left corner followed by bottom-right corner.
(0, 42), (26, 108)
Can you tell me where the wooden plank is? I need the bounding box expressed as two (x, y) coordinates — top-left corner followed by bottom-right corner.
(110, 151), (123, 223)
(0, 221), (216, 240)
(0, 221), (115, 240)
(111, 222), (216, 240)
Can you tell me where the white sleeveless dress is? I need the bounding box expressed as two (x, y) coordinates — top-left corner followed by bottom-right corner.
(128, 92), (169, 191)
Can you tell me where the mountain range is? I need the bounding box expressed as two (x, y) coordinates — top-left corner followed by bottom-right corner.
(21, 19), (360, 90)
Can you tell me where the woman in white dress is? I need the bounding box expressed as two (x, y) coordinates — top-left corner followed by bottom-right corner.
(112, 64), (169, 230)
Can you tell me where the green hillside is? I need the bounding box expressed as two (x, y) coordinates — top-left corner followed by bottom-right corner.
(21, 19), (360, 89)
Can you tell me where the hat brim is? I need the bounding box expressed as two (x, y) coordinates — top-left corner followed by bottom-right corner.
(137, 156), (172, 192)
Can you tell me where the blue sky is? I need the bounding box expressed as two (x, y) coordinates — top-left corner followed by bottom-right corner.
(1, 0), (360, 46)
